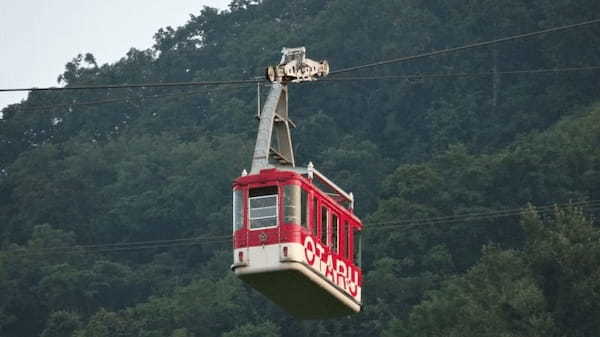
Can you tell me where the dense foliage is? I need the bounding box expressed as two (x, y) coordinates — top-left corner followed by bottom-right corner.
(1, 0), (599, 336)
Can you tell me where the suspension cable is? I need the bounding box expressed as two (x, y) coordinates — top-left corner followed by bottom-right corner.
(0, 79), (262, 93)
(329, 18), (600, 75)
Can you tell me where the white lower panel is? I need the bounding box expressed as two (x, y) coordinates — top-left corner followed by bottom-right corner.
(232, 243), (362, 316)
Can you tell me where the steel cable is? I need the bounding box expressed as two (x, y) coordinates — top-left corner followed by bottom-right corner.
(329, 18), (600, 75)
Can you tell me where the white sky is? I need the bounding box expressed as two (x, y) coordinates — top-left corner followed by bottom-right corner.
(0, 0), (231, 112)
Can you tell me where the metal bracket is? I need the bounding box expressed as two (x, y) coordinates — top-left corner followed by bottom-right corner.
(250, 84), (295, 173)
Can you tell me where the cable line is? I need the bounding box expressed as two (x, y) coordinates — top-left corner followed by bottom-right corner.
(3, 18), (598, 94)
(319, 65), (600, 82)
(369, 206), (600, 233)
(4, 235), (232, 257)
(0, 79), (261, 93)
(365, 206), (600, 237)
(365, 199), (600, 232)
(35, 234), (230, 252)
(13, 66), (599, 112)
(19, 89), (206, 112)
(3, 200), (597, 258)
(330, 18), (600, 75)
(367, 199), (600, 227)
(369, 199), (599, 226)
(17, 84), (253, 112)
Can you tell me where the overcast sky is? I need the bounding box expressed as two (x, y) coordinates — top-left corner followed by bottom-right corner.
(0, 0), (230, 112)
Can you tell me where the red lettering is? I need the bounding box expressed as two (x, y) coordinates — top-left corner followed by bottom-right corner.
(347, 267), (358, 297)
(304, 235), (360, 298)
(336, 260), (347, 290)
(325, 255), (334, 281)
(316, 243), (325, 259)
(303, 236), (316, 265)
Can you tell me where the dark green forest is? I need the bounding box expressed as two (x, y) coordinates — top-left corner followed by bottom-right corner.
(2, 0), (600, 336)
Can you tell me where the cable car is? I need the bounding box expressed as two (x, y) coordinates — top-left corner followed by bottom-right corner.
(231, 48), (363, 319)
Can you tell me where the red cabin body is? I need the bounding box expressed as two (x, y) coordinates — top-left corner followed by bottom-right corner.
(231, 168), (363, 318)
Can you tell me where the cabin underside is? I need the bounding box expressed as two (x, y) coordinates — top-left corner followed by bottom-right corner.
(236, 262), (360, 319)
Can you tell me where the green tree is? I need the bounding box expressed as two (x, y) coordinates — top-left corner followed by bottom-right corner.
(40, 311), (81, 337)
(222, 321), (281, 337)
(385, 246), (555, 337)
(523, 206), (600, 336)
(73, 309), (135, 337)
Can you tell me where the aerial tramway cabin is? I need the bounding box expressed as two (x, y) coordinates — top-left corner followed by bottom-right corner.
(231, 47), (363, 319)
(232, 164), (363, 318)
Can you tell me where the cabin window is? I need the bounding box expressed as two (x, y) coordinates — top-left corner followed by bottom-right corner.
(284, 185), (301, 224)
(301, 188), (308, 228)
(233, 189), (243, 231)
(342, 220), (348, 258)
(312, 197), (318, 236)
(347, 223), (352, 260)
(249, 186), (278, 229)
(353, 229), (362, 267)
(332, 214), (338, 253)
(284, 185), (307, 227)
(321, 206), (328, 244)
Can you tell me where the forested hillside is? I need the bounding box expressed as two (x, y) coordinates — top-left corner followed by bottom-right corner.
(1, 0), (600, 336)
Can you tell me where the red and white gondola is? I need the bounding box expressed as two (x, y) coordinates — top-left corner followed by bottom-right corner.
(231, 48), (363, 319)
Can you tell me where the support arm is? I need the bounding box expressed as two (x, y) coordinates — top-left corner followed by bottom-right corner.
(250, 83), (295, 173)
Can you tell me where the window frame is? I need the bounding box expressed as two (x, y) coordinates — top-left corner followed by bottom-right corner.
(353, 228), (362, 267)
(331, 213), (339, 253)
(301, 187), (308, 229)
(347, 223), (352, 260)
(233, 189), (244, 231)
(282, 183), (309, 229)
(248, 192), (279, 230)
(312, 195), (318, 237)
(321, 205), (329, 245)
(283, 184), (300, 225)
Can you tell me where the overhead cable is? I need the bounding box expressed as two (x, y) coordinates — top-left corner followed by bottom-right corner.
(5, 235), (231, 257)
(330, 18), (600, 75)
(14, 66), (600, 112)
(365, 199), (600, 232)
(0, 79), (261, 94)
(3, 200), (598, 258)
(320, 65), (600, 82)
(17, 84), (253, 112)
(2, 18), (599, 94)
